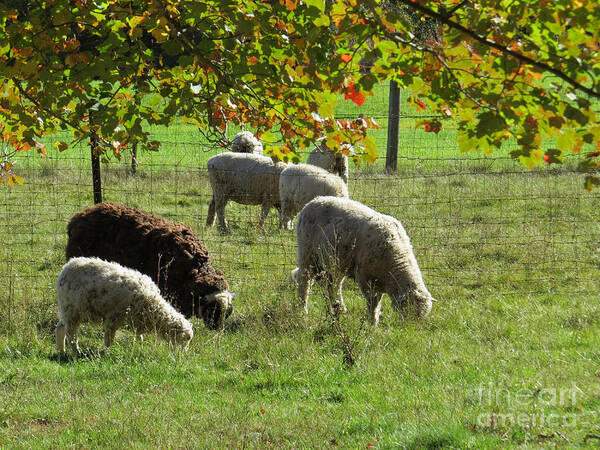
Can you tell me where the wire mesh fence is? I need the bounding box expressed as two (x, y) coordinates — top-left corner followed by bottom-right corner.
(1, 86), (599, 334)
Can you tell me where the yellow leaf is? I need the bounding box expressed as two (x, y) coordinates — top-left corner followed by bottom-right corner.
(151, 28), (169, 43)
(362, 136), (378, 162)
(55, 141), (68, 152)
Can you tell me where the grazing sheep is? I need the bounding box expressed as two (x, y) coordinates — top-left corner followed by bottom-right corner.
(66, 202), (234, 330)
(306, 142), (349, 184)
(231, 131), (263, 154)
(56, 257), (193, 353)
(279, 163), (349, 230)
(206, 152), (287, 231)
(292, 196), (436, 325)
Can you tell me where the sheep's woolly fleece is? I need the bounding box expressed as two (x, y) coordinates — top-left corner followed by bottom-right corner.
(294, 196), (435, 324)
(306, 144), (349, 184)
(66, 202), (232, 329)
(56, 256), (193, 352)
(206, 152), (287, 230)
(279, 163), (348, 230)
(231, 131), (263, 154)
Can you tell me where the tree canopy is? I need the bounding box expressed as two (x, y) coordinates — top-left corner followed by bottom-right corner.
(1, 0), (599, 187)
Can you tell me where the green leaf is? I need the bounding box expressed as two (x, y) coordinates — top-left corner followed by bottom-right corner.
(305, 0), (325, 12)
(314, 15), (330, 27)
(584, 175), (600, 191)
(476, 112), (505, 137)
(557, 129), (576, 152)
(260, 131), (278, 145)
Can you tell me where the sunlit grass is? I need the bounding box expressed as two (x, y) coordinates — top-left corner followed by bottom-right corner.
(0, 85), (599, 447)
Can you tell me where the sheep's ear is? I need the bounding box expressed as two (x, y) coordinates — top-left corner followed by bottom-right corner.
(230, 292), (237, 299)
(430, 297), (438, 302)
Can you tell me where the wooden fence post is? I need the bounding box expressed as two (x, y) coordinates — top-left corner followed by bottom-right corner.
(89, 110), (102, 204)
(385, 80), (401, 173)
(131, 142), (138, 175)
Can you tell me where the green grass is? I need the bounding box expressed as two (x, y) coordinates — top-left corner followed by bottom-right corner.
(1, 88), (599, 448)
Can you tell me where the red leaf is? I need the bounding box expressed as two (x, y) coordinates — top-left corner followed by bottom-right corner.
(416, 119), (442, 133)
(344, 83), (366, 107)
(340, 54), (352, 63)
(525, 115), (538, 128)
(415, 99), (426, 110)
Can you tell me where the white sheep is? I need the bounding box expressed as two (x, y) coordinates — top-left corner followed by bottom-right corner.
(292, 196), (436, 325)
(55, 257), (193, 353)
(306, 142), (349, 184)
(279, 163), (349, 230)
(230, 131), (263, 154)
(206, 152), (287, 231)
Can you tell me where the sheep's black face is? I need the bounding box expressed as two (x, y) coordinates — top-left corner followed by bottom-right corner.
(199, 292), (234, 330)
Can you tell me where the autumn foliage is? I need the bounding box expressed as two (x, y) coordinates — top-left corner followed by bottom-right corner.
(0, 0), (599, 187)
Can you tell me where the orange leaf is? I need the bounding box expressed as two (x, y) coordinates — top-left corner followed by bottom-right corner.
(340, 54), (352, 63)
(344, 83), (366, 107)
(282, 0), (297, 9)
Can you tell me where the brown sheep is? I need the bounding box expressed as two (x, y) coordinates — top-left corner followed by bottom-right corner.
(65, 202), (234, 330)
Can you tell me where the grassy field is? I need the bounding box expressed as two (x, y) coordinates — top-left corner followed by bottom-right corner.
(1, 88), (599, 448)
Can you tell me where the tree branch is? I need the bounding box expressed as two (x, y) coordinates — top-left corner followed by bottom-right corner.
(13, 79), (85, 136)
(395, 0), (600, 99)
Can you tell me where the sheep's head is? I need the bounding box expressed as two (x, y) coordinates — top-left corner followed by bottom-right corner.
(199, 291), (235, 330)
(163, 322), (193, 349)
(390, 289), (435, 319)
(176, 327), (194, 349)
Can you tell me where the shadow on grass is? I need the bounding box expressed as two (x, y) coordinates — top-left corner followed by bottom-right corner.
(49, 347), (106, 364)
(405, 426), (470, 450)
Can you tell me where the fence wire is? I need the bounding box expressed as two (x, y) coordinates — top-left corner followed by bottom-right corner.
(1, 95), (599, 333)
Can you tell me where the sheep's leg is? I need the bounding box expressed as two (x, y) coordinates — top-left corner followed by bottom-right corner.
(279, 201), (294, 230)
(296, 268), (312, 314)
(103, 322), (117, 349)
(359, 280), (383, 326)
(214, 195), (228, 231)
(258, 202), (271, 228)
(326, 276), (347, 316)
(366, 293), (383, 325)
(64, 321), (81, 353)
(206, 197), (216, 227)
(55, 320), (66, 353)
(279, 203), (289, 230)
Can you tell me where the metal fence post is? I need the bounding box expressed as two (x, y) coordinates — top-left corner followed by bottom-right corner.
(386, 80), (401, 173)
